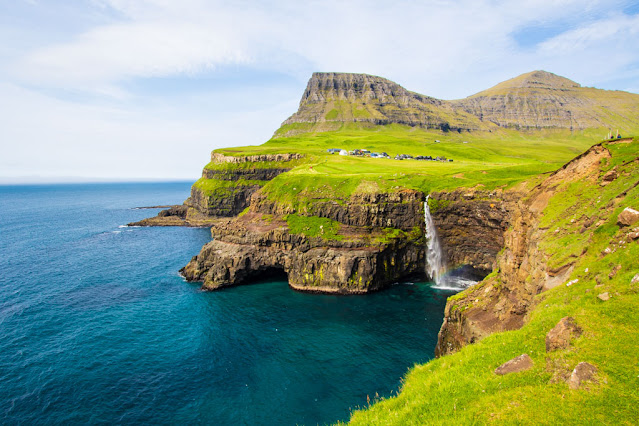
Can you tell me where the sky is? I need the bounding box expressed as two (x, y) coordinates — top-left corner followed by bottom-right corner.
(1, 0), (639, 183)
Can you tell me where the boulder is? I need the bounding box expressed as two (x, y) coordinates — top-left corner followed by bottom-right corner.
(568, 362), (598, 390)
(632, 274), (639, 284)
(602, 169), (618, 182)
(617, 207), (639, 227)
(597, 292), (610, 301)
(546, 317), (582, 352)
(495, 354), (533, 375)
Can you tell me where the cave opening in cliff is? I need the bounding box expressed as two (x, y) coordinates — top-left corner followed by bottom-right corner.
(248, 267), (289, 284)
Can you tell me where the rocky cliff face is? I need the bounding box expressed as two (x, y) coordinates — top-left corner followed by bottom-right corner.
(429, 189), (522, 276)
(181, 189), (427, 293)
(435, 143), (613, 356)
(131, 153), (303, 226)
(180, 183), (525, 293)
(279, 72), (487, 135)
(180, 212), (423, 293)
(186, 153), (304, 217)
(251, 189), (424, 231)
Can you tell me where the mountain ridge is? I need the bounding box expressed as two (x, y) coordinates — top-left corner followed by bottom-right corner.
(277, 70), (639, 136)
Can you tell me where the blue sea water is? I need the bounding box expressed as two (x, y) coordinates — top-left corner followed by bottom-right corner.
(0, 183), (456, 425)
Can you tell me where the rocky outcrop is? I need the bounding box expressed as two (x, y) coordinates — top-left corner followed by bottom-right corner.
(428, 190), (521, 276)
(279, 72), (487, 135)
(546, 317), (583, 352)
(180, 211), (424, 293)
(568, 362), (598, 390)
(128, 205), (219, 227)
(617, 207), (639, 227)
(133, 153), (304, 225)
(494, 354), (533, 375)
(435, 143), (612, 357)
(251, 189), (425, 231)
(186, 153), (304, 217)
(186, 183), (262, 217)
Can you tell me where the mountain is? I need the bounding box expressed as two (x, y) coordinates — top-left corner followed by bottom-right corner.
(452, 70), (639, 131)
(277, 70), (639, 136)
(278, 72), (491, 135)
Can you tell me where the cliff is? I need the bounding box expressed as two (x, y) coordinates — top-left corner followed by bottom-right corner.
(181, 189), (427, 293)
(428, 189), (522, 276)
(435, 140), (623, 356)
(278, 72), (490, 136)
(129, 153), (304, 226)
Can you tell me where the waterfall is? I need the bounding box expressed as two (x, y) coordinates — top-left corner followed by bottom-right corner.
(424, 196), (446, 286)
(424, 196), (477, 290)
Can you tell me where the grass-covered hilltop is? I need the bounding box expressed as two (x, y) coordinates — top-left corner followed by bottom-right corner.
(136, 70), (639, 423)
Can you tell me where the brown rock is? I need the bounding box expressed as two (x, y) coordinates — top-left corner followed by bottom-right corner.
(609, 264), (622, 279)
(602, 169), (618, 182)
(568, 362), (598, 389)
(629, 232), (639, 240)
(597, 292), (610, 301)
(495, 354), (533, 375)
(546, 317), (583, 352)
(617, 207), (639, 227)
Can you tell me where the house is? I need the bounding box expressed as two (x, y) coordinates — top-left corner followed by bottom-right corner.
(327, 148), (341, 154)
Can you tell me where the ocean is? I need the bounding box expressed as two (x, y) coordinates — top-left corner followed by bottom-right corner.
(0, 182), (456, 425)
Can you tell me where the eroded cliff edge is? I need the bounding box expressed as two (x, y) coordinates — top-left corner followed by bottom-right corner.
(180, 189), (427, 293)
(129, 153), (304, 227)
(435, 143), (614, 356)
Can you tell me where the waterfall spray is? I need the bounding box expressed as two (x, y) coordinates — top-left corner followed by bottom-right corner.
(424, 196), (446, 285)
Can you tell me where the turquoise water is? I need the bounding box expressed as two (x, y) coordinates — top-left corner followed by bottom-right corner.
(0, 183), (456, 425)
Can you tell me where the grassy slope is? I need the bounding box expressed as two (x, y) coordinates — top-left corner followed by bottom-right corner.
(345, 139), (639, 425)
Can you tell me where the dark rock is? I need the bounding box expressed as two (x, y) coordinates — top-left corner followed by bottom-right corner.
(428, 190), (521, 276)
(617, 207), (639, 227)
(495, 354), (533, 375)
(568, 362), (598, 389)
(158, 205), (188, 218)
(608, 264), (622, 279)
(546, 317), (583, 352)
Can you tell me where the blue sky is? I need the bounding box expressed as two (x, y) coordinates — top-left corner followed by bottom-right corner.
(1, 0), (638, 182)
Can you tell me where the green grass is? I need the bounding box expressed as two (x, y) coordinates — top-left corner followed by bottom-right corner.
(285, 213), (344, 240)
(344, 138), (639, 424)
(239, 124), (602, 211)
(192, 177), (268, 197)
